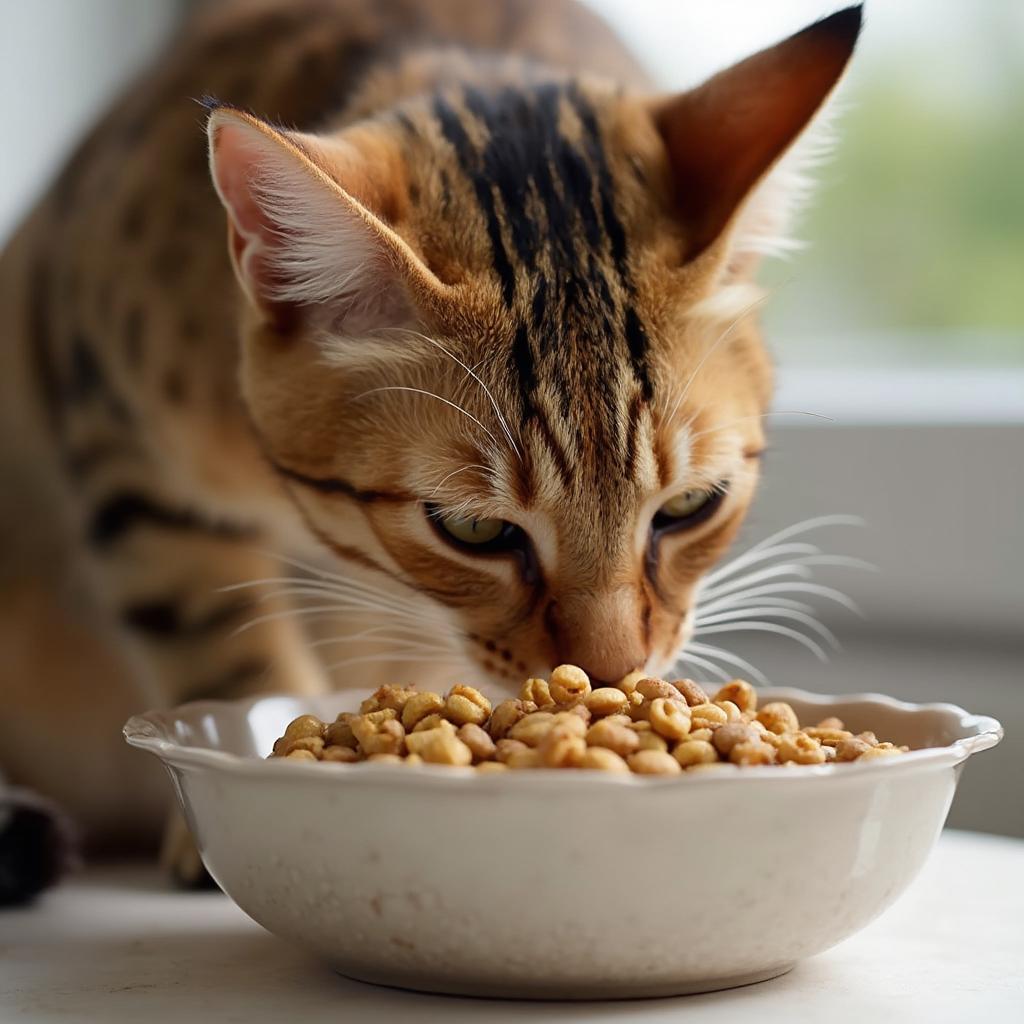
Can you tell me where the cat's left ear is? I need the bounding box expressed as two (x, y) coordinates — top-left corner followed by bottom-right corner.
(206, 103), (445, 332)
(653, 5), (862, 268)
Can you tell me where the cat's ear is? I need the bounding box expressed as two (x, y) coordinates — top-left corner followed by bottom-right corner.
(206, 104), (442, 332)
(653, 5), (862, 266)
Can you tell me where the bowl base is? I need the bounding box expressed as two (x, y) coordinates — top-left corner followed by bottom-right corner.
(332, 961), (796, 1000)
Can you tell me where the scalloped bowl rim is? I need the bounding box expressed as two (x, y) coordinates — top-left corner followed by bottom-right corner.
(124, 686), (1002, 787)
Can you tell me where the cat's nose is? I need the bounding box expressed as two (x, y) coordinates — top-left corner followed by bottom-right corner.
(545, 590), (648, 687)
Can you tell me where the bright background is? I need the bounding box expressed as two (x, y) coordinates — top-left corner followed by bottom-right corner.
(2, 1), (1021, 834)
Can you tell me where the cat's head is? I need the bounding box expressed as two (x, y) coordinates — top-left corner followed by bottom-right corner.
(207, 8), (860, 689)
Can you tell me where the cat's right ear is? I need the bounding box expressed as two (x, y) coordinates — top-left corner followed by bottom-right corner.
(206, 103), (445, 333)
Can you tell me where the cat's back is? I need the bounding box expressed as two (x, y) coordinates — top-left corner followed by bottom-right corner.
(0, 0), (643, 464)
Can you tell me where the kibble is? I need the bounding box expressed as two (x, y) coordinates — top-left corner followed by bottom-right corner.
(269, 672), (910, 773)
(585, 687), (629, 718)
(549, 664), (592, 705)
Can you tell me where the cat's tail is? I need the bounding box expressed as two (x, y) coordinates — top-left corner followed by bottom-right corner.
(0, 779), (78, 907)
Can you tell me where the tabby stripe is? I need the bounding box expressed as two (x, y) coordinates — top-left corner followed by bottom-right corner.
(566, 82), (628, 272)
(510, 323), (536, 419)
(623, 391), (644, 479)
(121, 595), (251, 640)
(463, 86), (539, 270)
(273, 462), (413, 503)
(532, 407), (575, 492)
(433, 94), (517, 306)
(88, 492), (250, 548)
(624, 308), (654, 401)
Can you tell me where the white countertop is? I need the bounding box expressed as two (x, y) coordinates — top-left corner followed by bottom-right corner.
(2, 829), (1022, 1023)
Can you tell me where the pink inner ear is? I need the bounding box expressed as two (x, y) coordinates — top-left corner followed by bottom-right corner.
(209, 120), (284, 305)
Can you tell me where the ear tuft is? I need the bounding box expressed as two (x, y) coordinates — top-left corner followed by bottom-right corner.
(206, 108), (429, 334)
(655, 4), (862, 266)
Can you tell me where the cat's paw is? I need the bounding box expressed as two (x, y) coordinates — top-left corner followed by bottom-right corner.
(160, 810), (219, 891)
(0, 788), (78, 907)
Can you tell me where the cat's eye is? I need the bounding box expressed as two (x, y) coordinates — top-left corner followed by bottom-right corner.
(426, 504), (525, 553)
(652, 485), (727, 533)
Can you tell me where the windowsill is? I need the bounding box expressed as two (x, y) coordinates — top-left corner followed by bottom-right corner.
(772, 367), (1024, 425)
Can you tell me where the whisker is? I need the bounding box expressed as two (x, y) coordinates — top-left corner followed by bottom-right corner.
(687, 409), (834, 442)
(684, 641), (770, 685)
(428, 463), (492, 498)
(673, 651), (732, 682)
(699, 542), (823, 590)
(698, 581), (862, 618)
(692, 606), (839, 648)
(372, 327), (522, 462)
(693, 621), (830, 661)
(352, 385), (501, 452)
(670, 292), (771, 424)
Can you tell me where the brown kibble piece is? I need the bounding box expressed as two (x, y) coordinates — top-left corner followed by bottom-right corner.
(580, 747), (631, 773)
(757, 702), (800, 735)
(549, 664), (591, 704)
(476, 761), (509, 773)
(539, 726), (587, 768)
(777, 732), (826, 765)
(358, 718), (405, 757)
(673, 739), (718, 767)
(857, 745), (904, 761)
(585, 687), (629, 718)
(284, 749), (318, 762)
(804, 727), (853, 746)
(401, 692), (445, 731)
(488, 699), (534, 740)
(636, 678), (680, 703)
(413, 713), (446, 733)
(712, 723), (758, 757)
(283, 715), (324, 742)
(445, 684), (491, 726)
(519, 678), (554, 707)
(404, 726), (472, 766)
(586, 718), (641, 757)
(323, 719), (357, 749)
(690, 702), (729, 728)
(627, 750), (682, 775)
(714, 700), (743, 721)
(506, 747), (542, 769)
(615, 669), (647, 698)
(458, 723), (496, 762)
(508, 711), (556, 747)
(672, 679), (709, 707)
(637, 731), (669, 753)
(322, 744), (359, 763)
(713, 679), (758, 713)
(282, 735), (325, 758)
(729, 740), (776, 766)
(816, 716), (845, 731)
(359, 685), (418, 715)
(648, 698), (692, 741)
(494, 738), (529, 763)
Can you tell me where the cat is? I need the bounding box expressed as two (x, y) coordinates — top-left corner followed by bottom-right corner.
(0, 0), (860, 895)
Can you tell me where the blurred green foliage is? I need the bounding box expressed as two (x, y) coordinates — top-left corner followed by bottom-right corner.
(763, 48), (1024, 367)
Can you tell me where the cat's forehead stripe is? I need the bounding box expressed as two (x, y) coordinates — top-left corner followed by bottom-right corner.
(431, 79), (653, 439)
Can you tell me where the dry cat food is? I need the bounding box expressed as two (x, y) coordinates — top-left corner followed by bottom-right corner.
(268, 667), (909, 774)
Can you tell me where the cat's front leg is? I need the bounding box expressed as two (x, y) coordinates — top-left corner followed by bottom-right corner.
(87, 503), (328, 883)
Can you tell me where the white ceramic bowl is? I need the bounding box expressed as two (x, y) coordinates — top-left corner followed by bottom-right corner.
(125, 688), (1001, 999)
